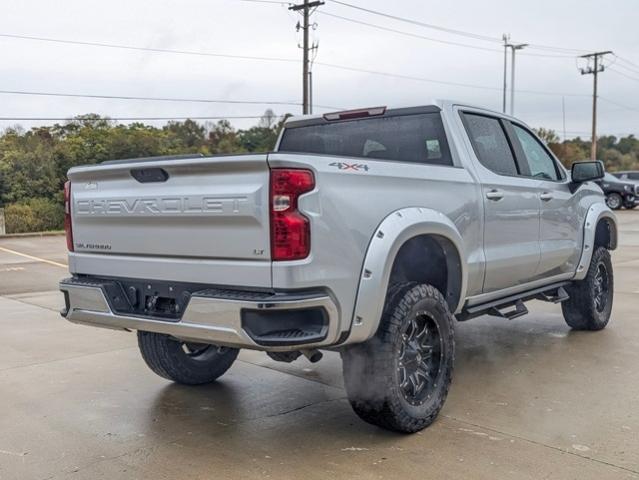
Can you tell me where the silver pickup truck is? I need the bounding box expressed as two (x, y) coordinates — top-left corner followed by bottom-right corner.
(60, 101), (617, 433)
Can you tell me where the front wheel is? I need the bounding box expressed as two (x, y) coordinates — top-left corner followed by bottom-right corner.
(562, 247), (613, 330)
(341, 283), (455, 433)
(606, 193), (623, 210)
(137, 331), (239, 385)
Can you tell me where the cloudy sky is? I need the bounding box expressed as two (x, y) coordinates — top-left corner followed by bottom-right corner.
(1, 0), (637, 138)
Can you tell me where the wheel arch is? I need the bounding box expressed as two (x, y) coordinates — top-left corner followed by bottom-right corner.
(347, 207), (467, 344)
(574, 202), (617, 281)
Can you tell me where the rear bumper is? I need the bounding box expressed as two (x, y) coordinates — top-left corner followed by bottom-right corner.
(59, 277), (340, 351)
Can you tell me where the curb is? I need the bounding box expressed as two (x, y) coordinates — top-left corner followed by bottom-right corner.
(0, 231), (65, 239)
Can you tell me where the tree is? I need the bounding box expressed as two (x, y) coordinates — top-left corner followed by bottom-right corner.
(206, 120), (243, 154)
(533, 127), (560, 145)
(2, 112), (637, 232)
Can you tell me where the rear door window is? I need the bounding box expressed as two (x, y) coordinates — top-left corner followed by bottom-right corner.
(461, 113), (519, 176)
(278, 113), (453, 166)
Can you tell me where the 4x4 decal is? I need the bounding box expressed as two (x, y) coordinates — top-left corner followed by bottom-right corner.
(329, 161), (370, 172)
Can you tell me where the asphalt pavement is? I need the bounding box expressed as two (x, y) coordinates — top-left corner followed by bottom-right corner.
(1, 213), (638, 479)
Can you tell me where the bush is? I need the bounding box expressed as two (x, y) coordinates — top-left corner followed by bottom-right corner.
(3, 197), (64, 234)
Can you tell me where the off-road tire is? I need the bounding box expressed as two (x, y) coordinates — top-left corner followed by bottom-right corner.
(606, 193), (623, 210)
(562, 247), (613, 331)
(137, 331), (239, 385)
(341, 283), (455, 433)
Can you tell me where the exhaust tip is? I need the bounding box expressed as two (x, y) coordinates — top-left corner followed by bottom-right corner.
(302, 349), (323, 363)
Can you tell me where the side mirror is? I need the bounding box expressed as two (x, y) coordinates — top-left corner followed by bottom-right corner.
(571, 161), (604, 183)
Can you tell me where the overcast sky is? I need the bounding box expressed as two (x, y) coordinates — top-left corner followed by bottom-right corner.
(1, 0), (637, 138)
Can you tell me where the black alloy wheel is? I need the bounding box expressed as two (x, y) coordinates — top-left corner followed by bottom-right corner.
(398, 312), (443, 407)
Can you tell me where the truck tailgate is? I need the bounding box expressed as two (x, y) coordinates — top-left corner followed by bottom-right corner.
(67, 154), (271, 261)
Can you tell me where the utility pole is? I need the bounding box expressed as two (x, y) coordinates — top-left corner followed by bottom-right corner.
(502, 34), (509, 113)
(580, 51), (613, 160)
(309, 70), (313, 114)
(508, 43), (528, 116)
(289, 0), (324, 115)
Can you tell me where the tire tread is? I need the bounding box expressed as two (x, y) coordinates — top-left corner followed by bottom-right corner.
(342, 283), (455, 433)
(137, 332), (238, 385)
(562, 247), (613, 331)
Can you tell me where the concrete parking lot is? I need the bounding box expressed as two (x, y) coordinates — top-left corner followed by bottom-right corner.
(1, 214), (638, 480)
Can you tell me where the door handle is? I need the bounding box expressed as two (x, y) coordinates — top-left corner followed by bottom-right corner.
(485, 189), (504, 201)
(540, 192), (554, 201)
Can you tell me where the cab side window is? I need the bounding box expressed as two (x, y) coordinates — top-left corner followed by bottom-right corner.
(462, 113), (519, 176)
(512, 124), (561, 181)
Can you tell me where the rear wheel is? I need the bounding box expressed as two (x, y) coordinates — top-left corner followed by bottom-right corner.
(562, 247), (613, 330)
(341, 283), (455, 433)
(137, 331), (239, 385)
(606, 193), (623, 210)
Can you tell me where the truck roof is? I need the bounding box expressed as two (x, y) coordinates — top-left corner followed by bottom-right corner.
(283, 99), (519, 128)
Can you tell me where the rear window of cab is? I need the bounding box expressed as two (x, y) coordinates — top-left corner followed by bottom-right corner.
(278, 112), (453, 167)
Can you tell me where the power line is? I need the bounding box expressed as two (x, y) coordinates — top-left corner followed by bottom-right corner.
(325, 0), (593, 57)
(0, 30), (574, 97)
(0, 33), (298, 64)
(325, 0), (501, 43)
(0, 115), (268, 121)
(0, 29), (593, 97)
(320, 11), (501, 53)
(523, 43), (588, 55)
(0, 28), (624, 110)
(0, 26), (575, 68)
(615, 55), (639, 72)
(600, 97), (639, 113)
(608, 67), (639, 83)
(613, 61), (639, 76)
(612, 60), (639, 76)
(0, 88), (342, 110)
(319, 12), (501, 52)
(316, 61), (504, 91)
(0, 89), (305, 106)
(320, 11), (574, 58)
(314, 61), (590, 97)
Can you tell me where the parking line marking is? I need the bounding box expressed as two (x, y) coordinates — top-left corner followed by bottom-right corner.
(0, 266), (25, 272)
(0, 246), (68, 269)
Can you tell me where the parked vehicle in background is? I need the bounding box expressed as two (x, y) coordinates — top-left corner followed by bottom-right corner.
(613, 171), (639, 184)
(60, 101), (617, 433)
(612, 171), (639, 209)
(595, 172), (638, 210)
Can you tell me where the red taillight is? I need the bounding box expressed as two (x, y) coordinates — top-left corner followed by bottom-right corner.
(270, 169), (314, 261)
(64, 181), (74, 252)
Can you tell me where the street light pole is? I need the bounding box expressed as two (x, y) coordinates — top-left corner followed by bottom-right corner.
(502, 34), (509, 113)
(508, 43), (528, 116)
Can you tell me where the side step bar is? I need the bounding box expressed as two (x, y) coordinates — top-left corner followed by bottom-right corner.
(458, 282), (570, 321)
(487, 299), (528, 320)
